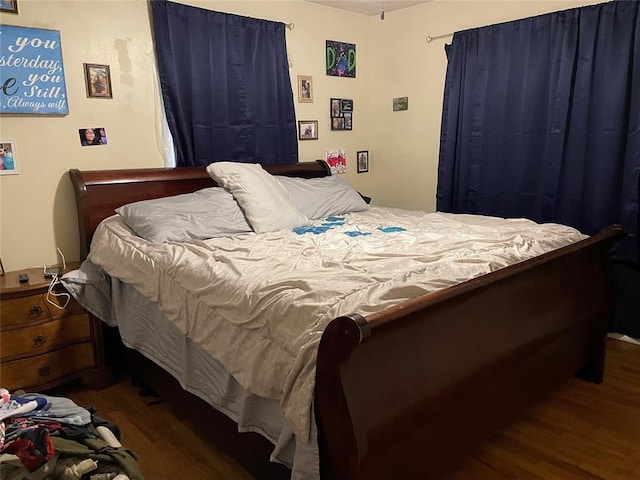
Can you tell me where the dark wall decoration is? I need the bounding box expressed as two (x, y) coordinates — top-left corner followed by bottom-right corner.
(330, 97), (353, 130)
(326, 40), (356, 78)
(393, 97), (409, 111)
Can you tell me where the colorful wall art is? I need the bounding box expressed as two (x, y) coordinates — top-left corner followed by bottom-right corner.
(326, 149), (347, 174)
(326, 40), (356, 78)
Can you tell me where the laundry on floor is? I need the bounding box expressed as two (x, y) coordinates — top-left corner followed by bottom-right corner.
(0, 388), (143, 480)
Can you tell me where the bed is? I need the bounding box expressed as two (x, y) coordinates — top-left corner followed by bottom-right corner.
(68, 160), (624, 480)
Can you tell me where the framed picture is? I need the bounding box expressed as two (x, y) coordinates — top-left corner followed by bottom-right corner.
(0, 0), (18, 13)
(298, 120), (318, 140)
(330, 97), (353, 131)
(297, 75), (313, 103)
(357, 150), (369, 173)
(0, 140), (19, 175)
(0, 257), (4, 275)
(84, 63), (113, 98)
(393, 96), (409, 111)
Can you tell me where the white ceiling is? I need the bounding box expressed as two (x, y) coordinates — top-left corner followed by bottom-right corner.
(305, 0), (431, 17)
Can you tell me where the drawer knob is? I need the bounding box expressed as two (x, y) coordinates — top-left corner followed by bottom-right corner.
(39, 366), (51, 377)
(33, 335), (46, 347)
(29, 305), (43, 318)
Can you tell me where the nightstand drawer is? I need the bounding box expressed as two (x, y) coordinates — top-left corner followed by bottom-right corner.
(0, 342), (95, 391)
(47, 292), (85, 318)
(0, 293), (51, 327)
(0, 313), (91, 360)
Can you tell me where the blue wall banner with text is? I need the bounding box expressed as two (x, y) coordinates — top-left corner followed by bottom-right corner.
(0, 24), (69, 115)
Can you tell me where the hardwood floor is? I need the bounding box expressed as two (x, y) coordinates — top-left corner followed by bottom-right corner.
(445, 338), (640, 480)
(55, 338), (640, 480)
(52, 376), (254, 480)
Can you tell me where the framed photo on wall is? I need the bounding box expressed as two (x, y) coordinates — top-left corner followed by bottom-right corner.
(0, 140), (19, 175)
(297, 75), (313, 103)
(393, 96), (409, 111)
(357, 150), (369, 173)
(0, 0), (18, 13)
(298, 120), (318, 140)
(84, 63), (113, 98)
(330, 98), (353, 131)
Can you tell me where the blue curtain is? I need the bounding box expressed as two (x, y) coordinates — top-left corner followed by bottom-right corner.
(151, 0), (298, 166)
(437, 1), (640, 262)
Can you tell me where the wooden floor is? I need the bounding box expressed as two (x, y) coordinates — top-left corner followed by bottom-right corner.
(55, 338), (640, 480)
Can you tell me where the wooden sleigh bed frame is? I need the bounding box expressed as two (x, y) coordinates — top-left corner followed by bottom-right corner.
(69, 161), (625, 480)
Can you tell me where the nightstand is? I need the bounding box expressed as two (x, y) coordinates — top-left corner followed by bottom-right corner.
(0, 263), (112, 391)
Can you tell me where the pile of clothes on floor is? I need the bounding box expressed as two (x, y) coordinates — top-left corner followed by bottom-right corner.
(0, 388), (143, 480)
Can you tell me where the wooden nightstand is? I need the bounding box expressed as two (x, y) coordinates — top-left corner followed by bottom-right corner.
(0, 263), (112, 391)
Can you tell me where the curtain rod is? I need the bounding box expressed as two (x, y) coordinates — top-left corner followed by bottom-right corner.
(426, 32), (452, 43)
(286, 23), (295, 30)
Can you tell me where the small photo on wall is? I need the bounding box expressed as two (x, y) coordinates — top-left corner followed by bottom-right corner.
(297, 75), (313, 103)
(393, 96), (409, 111)
(344, 113), (352, 130)
(0, 140), (18, 175)
(79, 127), (108, 146)
(0, 0), (18, 14)
(357, 150), (369, 173)
(298, 120), (318, 140)
(84, 63), (113, 98)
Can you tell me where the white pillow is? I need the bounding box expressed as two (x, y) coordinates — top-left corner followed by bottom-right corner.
(276, 175), (369, 220)
(206, 162), (308, 233)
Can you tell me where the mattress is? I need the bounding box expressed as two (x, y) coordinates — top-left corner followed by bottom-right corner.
(83, 206), (587, 450)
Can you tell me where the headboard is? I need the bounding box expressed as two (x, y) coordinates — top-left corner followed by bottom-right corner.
(69, 160), (331, 259)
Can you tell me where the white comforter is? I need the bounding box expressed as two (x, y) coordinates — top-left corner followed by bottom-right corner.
(88, 206), (586, 442)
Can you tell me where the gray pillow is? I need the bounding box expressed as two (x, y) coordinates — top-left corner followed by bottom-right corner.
(276, 175), (369, 220)
(115, 187), (252, 243)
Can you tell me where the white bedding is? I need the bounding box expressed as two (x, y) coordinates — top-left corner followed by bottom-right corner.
(87, 206), (587, 446)
(62, 263), (321, 479)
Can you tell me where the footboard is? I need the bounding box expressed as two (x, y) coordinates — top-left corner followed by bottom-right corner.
(315, 225), (624, 480)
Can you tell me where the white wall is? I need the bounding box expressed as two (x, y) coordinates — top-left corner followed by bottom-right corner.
(0, 0), (603, 271)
